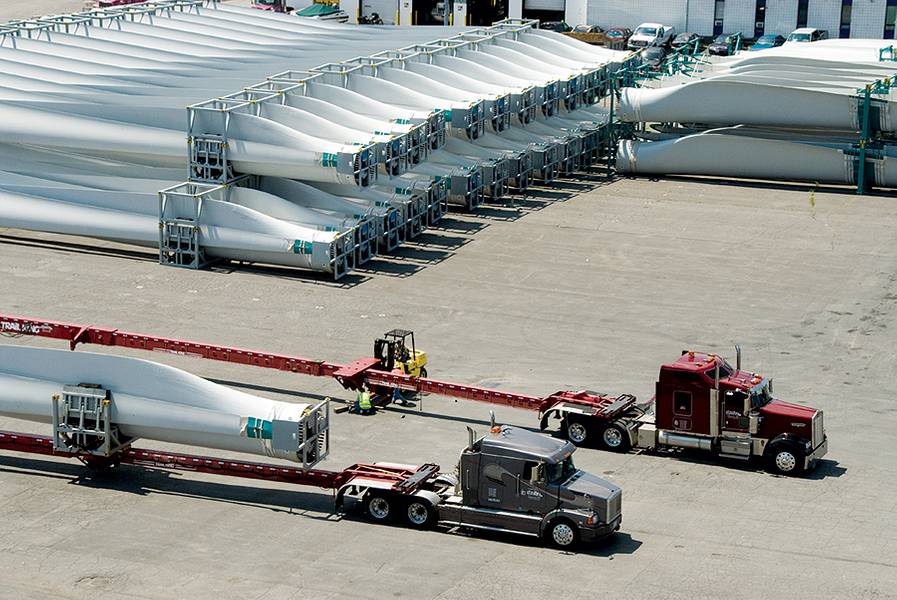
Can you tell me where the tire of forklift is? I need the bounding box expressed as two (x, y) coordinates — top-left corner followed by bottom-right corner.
(563, 417), (591, 446)
(419, 367), (427, 379)
(599, 423), (631, 453)
(764, 441), (806, 476)
(404, 498), (436, 529)
(365, 492), (394, 523)
(545, 519), (580, 550)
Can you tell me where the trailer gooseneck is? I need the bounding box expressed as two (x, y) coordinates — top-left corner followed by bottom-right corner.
(0, 314), (828, 475)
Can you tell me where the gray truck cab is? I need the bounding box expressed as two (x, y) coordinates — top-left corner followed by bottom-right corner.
(449, 425), (622, 547)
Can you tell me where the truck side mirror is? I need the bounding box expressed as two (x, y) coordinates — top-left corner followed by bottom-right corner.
(532, 464), (543, 483)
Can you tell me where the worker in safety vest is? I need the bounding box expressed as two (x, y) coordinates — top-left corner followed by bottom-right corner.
(356, 386), (374, 415)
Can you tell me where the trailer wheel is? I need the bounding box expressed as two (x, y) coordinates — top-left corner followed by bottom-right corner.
(564, 418), (590, 445)
(765, 442), (805, 476)
(546, 519), (579, 549)
(600, 423), (631, 452)
(365, 492), (393, 522)
(405, 499), (435, 529)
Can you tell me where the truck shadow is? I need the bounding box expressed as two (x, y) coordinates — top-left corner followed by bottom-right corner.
(642, 449), (847, 480)
(205, 379), (334, 402)
(382, 403), (544, 433)
(0, 454), (338, 520)
(440, 526), (642, 556)
(804, 459), (847, 480)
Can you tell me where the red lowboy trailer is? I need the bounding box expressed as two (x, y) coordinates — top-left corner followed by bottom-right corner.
(0, 314), (827, 475)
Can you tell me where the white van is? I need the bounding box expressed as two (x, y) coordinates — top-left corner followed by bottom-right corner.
(627, 23), (676, 50)
(787, 27), (828, 42)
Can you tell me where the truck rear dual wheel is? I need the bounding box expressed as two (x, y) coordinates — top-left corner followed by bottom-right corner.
(365, 492), (394, 523)
(599, 423), (631, 453)
(564, 418), (631, 453)
(564, 418), (590, 445)
(404, 499), (435, 529)
(365, 492), (435, 529)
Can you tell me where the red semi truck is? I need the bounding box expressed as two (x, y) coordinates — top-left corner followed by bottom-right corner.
(540, 347), (828, 475)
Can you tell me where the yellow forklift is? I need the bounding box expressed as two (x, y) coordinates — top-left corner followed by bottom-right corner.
(374, 329), (427, 377)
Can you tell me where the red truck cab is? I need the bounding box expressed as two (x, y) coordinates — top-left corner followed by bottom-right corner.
(651, 349), (827, 474)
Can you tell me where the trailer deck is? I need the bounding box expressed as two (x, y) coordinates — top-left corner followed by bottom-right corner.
(0, 313), (616, 415)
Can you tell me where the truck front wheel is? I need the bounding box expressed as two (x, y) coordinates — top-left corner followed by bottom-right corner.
(405, 499), (435, 529)
(365, 492), (393, 522)
(765, 442), (805, 476)
(564, 418), (590, 445)
(546, 519), (579, 549)
(600, 423), (631, 452)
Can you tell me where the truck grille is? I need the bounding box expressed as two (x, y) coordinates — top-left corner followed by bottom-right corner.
(812, 411), (824, 448)
(606, 491), (622, 522)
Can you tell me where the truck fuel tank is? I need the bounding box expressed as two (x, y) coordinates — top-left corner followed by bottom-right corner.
(657, 429), (713, 451)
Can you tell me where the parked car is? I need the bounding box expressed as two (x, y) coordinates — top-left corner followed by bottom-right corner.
(541, 21), (572, 32)
(670, 32), (700, 53)
(96, 0), (145, 6)
(604, 27), (632, 49)
(627, 22), (676, 50)
(708, 32), (741, 56)
(573, 24), (603, 33)
(750, 34), (786, 51)
(294, 3), (348, 21)
(358, 12), (383, 24)
(641, 46), (669, 70)
(787, 27), (828, 42)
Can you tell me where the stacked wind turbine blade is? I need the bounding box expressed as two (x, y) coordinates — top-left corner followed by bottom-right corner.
(615, 38), (897, 187)
(0, 1), (626, 277)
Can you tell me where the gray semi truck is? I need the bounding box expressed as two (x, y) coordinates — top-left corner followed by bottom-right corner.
(337, 421), (623, 548)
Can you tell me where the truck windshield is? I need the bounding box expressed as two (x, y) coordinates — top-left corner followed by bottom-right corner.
(635, 27), (657, 36)
(750, 382), (773, 409)
(705, 360), (734, 380)
(546, 456), (576, 484)
(789, 33), (811, 41)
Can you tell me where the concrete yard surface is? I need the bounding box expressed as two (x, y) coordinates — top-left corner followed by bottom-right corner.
(0, 176), (896, 599)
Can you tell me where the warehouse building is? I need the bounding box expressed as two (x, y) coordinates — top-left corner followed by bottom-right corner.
(346, 0), (897, 38)
(561, 0), (897, 38)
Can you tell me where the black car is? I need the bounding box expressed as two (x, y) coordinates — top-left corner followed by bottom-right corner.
(708, 32), (741, 56)
(541, 21), (572, 32)
(671, 32), (700, 52)
(641, 46), (668, 70)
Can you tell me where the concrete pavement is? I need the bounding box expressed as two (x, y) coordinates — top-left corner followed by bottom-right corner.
(0, 175), (894, 599)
